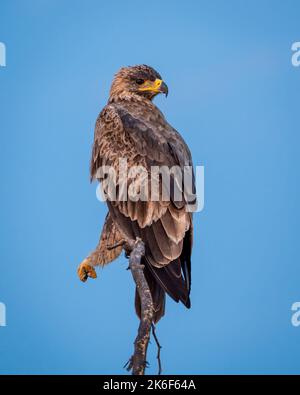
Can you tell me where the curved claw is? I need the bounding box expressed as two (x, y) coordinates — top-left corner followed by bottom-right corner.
(77, 258), (97, 282)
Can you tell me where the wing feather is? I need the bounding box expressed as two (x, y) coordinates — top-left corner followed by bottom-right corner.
(91, 102), (195, 308)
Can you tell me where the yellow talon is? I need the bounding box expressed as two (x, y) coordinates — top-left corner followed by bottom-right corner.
(77, 258), (97, 282)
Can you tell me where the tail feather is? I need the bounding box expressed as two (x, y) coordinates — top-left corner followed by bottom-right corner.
(148, 258), (191, 308)
(135, 264), (166, 323)
(144, 226), (193, 309)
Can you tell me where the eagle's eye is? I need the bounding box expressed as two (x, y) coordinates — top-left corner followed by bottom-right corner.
(135, 79), (144, 85)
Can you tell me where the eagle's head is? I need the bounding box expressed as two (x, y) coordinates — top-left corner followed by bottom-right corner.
(109, 64), (168, 101)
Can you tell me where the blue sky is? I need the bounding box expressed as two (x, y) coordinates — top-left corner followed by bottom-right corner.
(0, 0), (300, 374)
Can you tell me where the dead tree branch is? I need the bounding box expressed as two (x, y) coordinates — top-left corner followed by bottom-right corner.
(78, 235), (163, 374)
(124, 238), (154, 375)
(151, 323), (162, 375)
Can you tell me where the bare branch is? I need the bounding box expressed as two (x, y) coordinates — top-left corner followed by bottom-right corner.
(79, 234), (164, 374)
(151, 323), (162, 375)
(125, 238), (154, 375)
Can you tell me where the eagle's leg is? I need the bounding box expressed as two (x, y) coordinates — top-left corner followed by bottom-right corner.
(77, 243), (102, 282)
(77, 258), (97, 282)
(77, 213), (124, 282)
(76, 237), (124, 282)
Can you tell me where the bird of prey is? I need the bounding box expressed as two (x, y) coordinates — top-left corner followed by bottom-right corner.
(78, 65), (196, 323)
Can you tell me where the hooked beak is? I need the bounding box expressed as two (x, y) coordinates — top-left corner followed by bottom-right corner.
(159, 81), (169, 97)
(138, 78), (169, 97)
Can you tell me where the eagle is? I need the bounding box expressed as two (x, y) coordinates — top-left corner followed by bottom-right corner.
(78, 65), (196, 323)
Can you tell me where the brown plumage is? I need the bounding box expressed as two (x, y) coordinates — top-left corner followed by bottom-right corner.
(89, 65), (196, 323)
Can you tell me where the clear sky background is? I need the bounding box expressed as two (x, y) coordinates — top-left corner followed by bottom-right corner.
(0, 0), (300, 374)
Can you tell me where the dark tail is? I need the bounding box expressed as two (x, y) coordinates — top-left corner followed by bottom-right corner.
(147, 257), (191, 309)
(144, 227), (192, 310)
(135, 264), (166, 323)
(135, 228), (192, 322)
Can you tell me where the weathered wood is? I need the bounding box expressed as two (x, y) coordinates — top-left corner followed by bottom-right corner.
(78, 236), (158, 375)
(125, 238), (154, 375)
(152, 323), (162, 375)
